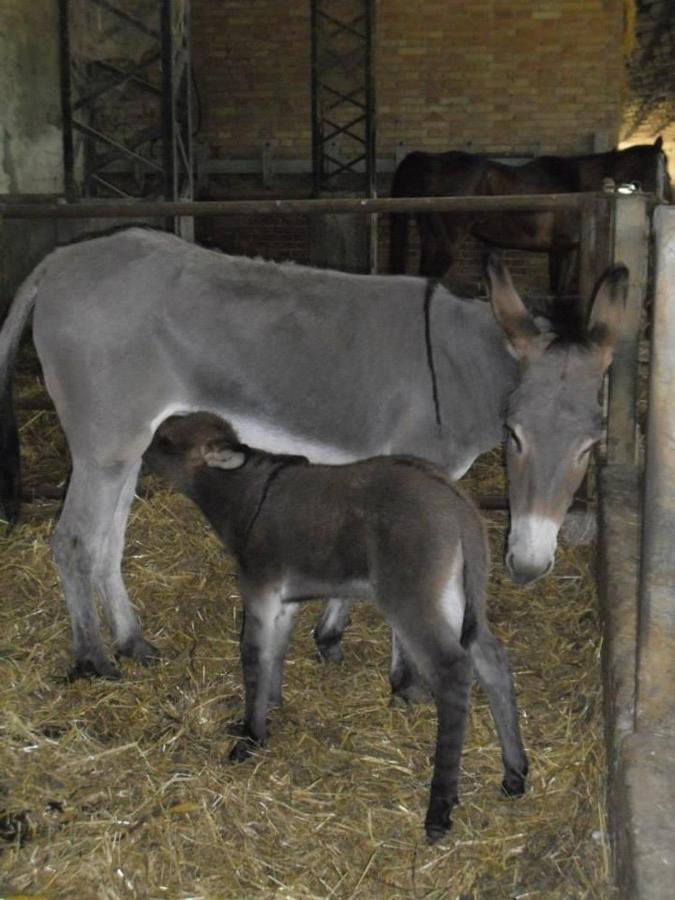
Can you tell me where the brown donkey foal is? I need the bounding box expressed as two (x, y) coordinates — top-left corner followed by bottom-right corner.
(144, 413), (528, 841)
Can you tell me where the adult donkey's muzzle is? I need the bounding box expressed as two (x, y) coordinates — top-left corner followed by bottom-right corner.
(505, 515), (558, 584)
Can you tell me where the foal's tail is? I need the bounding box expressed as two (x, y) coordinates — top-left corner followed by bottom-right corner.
(457, 493), (491, 648)
(0, 262), (47, 524)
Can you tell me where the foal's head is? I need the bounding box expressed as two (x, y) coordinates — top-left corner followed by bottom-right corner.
(486, 256), (628, 584)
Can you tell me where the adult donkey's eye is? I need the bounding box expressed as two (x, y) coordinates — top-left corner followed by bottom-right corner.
(506, 425), (524, 454)
(577, 441), (596, 463)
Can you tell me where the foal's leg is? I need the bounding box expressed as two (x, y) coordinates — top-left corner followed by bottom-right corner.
(230, 586), (298, 762)
(470, 626), (528, 795)
(313, 598), (352, 662)
(93, 460), (159, 664)
(389, 631), (432, 703)
(52, 458), (147, 678)
(389, 620), (472, 841)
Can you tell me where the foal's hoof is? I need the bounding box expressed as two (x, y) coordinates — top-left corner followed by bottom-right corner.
(501, 771), (527, 797)
(389, 681), (433, 707)
(425, 820), (451, 844)
(115, 636), (161, 666)
(424, 795), (454, 843)
(228, 738), (258, 763)
(69, 657), (122, 681)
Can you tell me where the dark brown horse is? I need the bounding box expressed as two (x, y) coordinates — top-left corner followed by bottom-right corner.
(390, 138), (671, 294)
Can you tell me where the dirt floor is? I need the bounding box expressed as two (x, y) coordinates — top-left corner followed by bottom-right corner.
(0, 372), (612, 899)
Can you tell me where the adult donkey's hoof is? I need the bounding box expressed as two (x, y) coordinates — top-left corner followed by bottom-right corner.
(228, 737), (259, 763)
(315, 639), (344, 664)
(115, 635), (161, 665)
(69, 656), (122, 681)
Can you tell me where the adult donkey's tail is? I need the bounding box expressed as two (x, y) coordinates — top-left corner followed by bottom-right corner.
(0, 262), (47, 524)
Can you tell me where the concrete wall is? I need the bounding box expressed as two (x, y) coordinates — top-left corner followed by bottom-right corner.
(0, 1), (62, 194)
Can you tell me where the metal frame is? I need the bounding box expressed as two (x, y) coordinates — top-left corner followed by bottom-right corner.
(58, 0), (193, 218)
(311, 0), (376, 197)
(0, 192), (608, 219)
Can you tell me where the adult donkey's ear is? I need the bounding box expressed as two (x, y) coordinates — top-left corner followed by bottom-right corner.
(587, 264), (629, 371)
(485, 254), (550, 361)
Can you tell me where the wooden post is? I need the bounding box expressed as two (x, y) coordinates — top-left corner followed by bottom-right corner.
(606, 194), (650, 466)
(636, 205), (675, 730)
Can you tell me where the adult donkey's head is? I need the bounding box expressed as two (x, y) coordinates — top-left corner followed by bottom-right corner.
(486, 256), (628, 584)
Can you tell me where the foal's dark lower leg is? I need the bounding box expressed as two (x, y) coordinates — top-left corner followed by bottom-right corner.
(426, 651), (473, 841)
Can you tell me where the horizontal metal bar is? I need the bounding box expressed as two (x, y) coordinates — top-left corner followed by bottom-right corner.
(0, 193), (606, 220)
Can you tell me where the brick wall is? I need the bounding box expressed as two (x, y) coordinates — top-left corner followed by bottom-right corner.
(192, 0), (627, 294)
(192, 0), (625, 161)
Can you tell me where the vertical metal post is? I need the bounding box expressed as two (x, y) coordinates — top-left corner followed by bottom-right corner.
(636, 205), (675, 731)
(160, 0), (176, 202)
(310, 0), (321, 199)
(309, 0), (376, 272)
(58, 0), (76, 200)
(606, 194), (650, 466)
(364, 0), (377, 272)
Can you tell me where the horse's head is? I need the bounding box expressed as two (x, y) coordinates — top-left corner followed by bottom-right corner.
(486, 256), (627, 584)
(616, 137), (672, 202)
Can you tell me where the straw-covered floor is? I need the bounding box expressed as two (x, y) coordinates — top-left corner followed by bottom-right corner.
(0, 368), (611, 898)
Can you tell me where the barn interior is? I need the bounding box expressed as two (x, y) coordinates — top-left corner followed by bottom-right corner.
(1, 2), (674, 898)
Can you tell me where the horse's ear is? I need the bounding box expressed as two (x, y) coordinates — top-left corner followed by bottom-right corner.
(654, 136), (663, 151)
(587, 265), (629, 370)
(484, 254), (548, 361)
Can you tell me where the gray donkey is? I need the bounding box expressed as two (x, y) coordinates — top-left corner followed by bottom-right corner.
(144, 412), (528, 841)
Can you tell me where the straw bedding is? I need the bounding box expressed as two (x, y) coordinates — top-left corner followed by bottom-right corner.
(0, 372), (611, 899)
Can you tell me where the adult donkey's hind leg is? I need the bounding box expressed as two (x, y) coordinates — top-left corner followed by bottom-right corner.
(93, 459), (159, 665)
(52, 457), (150, 678)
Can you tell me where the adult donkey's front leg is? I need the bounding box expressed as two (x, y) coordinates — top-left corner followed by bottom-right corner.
(313, 597), (352, 662)
(315, 602), (432, 703)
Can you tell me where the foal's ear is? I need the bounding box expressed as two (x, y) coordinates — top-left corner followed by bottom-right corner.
(485, 254), (548, 361)
(654, 136), (663, 151)
(202, 440), (246, 470)
(587, 264), (629, 370)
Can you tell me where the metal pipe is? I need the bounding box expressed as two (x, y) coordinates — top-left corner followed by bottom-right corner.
(0, 192), (603, 220)
(635, 205), (675, 732)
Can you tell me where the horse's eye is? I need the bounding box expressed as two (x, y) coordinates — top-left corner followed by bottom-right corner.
(506, 425), (524, 454)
